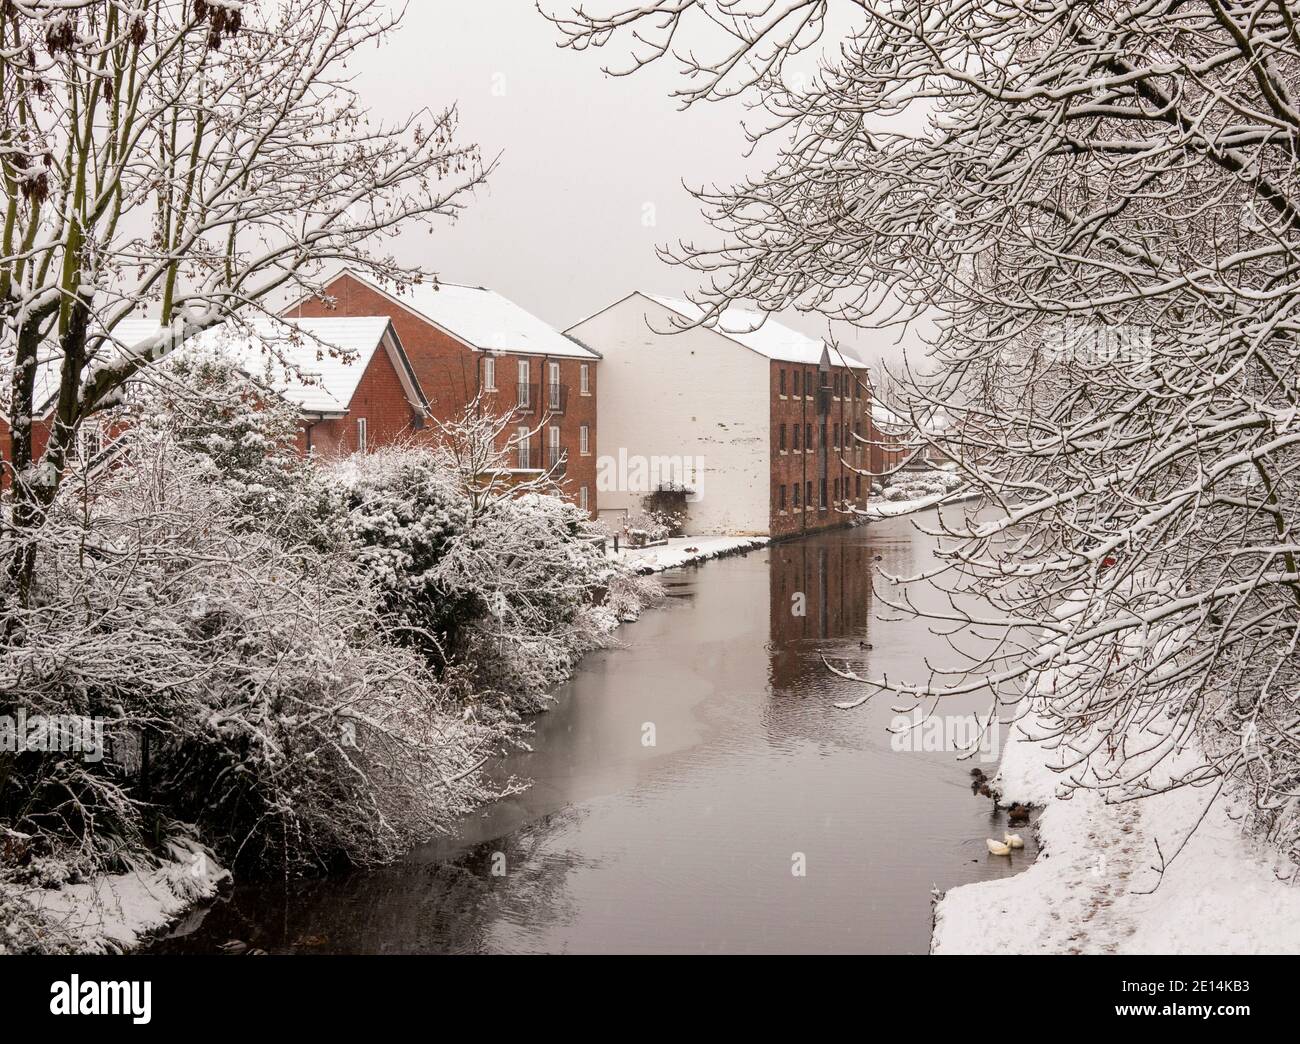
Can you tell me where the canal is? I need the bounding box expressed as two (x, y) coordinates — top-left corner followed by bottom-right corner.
(155, 505), (1034, 954)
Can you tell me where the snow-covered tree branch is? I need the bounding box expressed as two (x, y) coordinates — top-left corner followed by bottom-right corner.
(547, 0), (1300, 863)
(1, 0), (488, 600)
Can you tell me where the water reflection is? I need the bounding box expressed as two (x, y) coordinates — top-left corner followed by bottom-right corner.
(156, 507), (1034, 955)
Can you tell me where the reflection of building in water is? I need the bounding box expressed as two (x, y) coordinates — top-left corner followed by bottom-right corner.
(768, 538), (874, 693)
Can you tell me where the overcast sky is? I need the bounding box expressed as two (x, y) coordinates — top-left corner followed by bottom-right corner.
(351, 2), (925, 370)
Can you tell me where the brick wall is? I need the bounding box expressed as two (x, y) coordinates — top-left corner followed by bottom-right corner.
(768, 360), (871, 537)
(289, 273), (598, 516)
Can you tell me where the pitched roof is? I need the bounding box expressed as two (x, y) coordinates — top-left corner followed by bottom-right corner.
(334, 270), (600, 360)
(638, 293), (871, 369)
(189, 315), (424, 418)
(9, 314), (424, 424)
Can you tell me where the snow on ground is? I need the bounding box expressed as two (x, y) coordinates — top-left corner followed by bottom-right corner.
(932, 714), (1300, 954)
(858, 487), (979, 520)
(11, 838), (229, 954)
(613, 535), (769, 574)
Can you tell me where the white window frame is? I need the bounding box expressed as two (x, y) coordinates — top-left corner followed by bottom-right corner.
(517, 359), (530, 406)
(579, 424), (590, 456)
(356, 417), (368, 453)
(580, 363), (590, 396)
(548, 361), (561, 410)
(483, 355), (496, 392)
(516, 425), (530, 469)
(579, 486), (589, 511)
(548, 424), (561, 468)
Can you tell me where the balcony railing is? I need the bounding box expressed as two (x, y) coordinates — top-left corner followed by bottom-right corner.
(547, 445), (567, 476)
(515, 382), (571, 415)
(514, 382), (537, 414)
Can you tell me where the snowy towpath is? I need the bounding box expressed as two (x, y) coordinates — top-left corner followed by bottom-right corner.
(932, 718), (1300, 954)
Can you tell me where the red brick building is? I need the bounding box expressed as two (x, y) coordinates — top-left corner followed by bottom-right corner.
(768, 349), (878, 539)
(287, 271), (600, 516)
(567, 292), (881, 537)
(192, 314), (430, 458)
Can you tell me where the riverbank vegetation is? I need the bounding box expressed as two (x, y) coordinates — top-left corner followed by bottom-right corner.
(0, 352), (652, 952)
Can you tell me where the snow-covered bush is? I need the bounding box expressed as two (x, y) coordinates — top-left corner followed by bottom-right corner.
(627, 507), (682, 542)
(326, 448), (475, 662)
(433, 491), (620, 713)
(130, 344), (324, 540)
(0, 433), (502, 878)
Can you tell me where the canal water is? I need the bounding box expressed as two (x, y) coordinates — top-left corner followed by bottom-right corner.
(155, 505), (1034, 954)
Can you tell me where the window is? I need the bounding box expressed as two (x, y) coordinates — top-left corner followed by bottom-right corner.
(517, 359), (530, 407)
(580, 362), (590, 395)
(484, 356), (496, 392)
(792, 424), (801, 450)
(834, 373), (841, 397)
(779, 423), (787, 451)
(356, 417), (368, 453)
(778, 484), (787, 512)
(805, 423), (812, 451)
(853, 378), (860, 400)
(806, 371), (814, 397)
(856, 474), (862, 498)
(779, 368), (787, 396)
(793, 483), (801, 507)
(516, 425), (530, 469)
(579, 486), (589, 511)
(793, 370), (801, 396)
(833, 423), (840, 449)
(580, 423), (590, 455)
(548, 425), (561, 469)
(834, 477), (841, 502)
(820, 479), (828, 510)
(548, 361), (561, 410)
(806, 481), (813, 509)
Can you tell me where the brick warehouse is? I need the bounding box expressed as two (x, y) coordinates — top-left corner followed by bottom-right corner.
(566, 292), (880, 537)
(287, 271), (600, 516)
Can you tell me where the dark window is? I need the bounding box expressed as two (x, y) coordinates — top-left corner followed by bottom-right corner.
(778, 484), (787, 510)
(806, 423), (812, 449)
(820, 479), (828, 508)
(779, 423), (787, 450)
(793, 424), (801, 450)
(793, 370), (801, 396)
(793, 483), (801, 507)
(780, 369), (787, 395)
(834, 477), (841, 501)
(834, 373), (841, 397)
(806, 481), (813, 507)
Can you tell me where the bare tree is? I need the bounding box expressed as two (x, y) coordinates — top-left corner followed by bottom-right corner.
(1, 0), (489, 601)
(546, 0), (1300, 863)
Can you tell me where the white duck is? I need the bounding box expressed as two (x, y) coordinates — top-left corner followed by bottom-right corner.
(1004, 833), (1025, 849)
(986, 837), (1012, 856)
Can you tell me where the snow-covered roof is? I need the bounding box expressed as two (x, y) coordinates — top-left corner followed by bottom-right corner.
(11, 314), (422, 423)
(871, 401), (910, 432)
(339, 270), (600, 360)
(188, 315), (422, 418)
(640, 293), (871, 369)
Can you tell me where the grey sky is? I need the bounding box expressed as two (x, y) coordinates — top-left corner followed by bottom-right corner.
(353, 1), (924, 370)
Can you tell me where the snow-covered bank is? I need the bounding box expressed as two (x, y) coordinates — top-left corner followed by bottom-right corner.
(859, 487), (979, 520)
(3, 839), (228, 954)
(932, 719), (1300, 954)
(613, 535), (769, 574)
